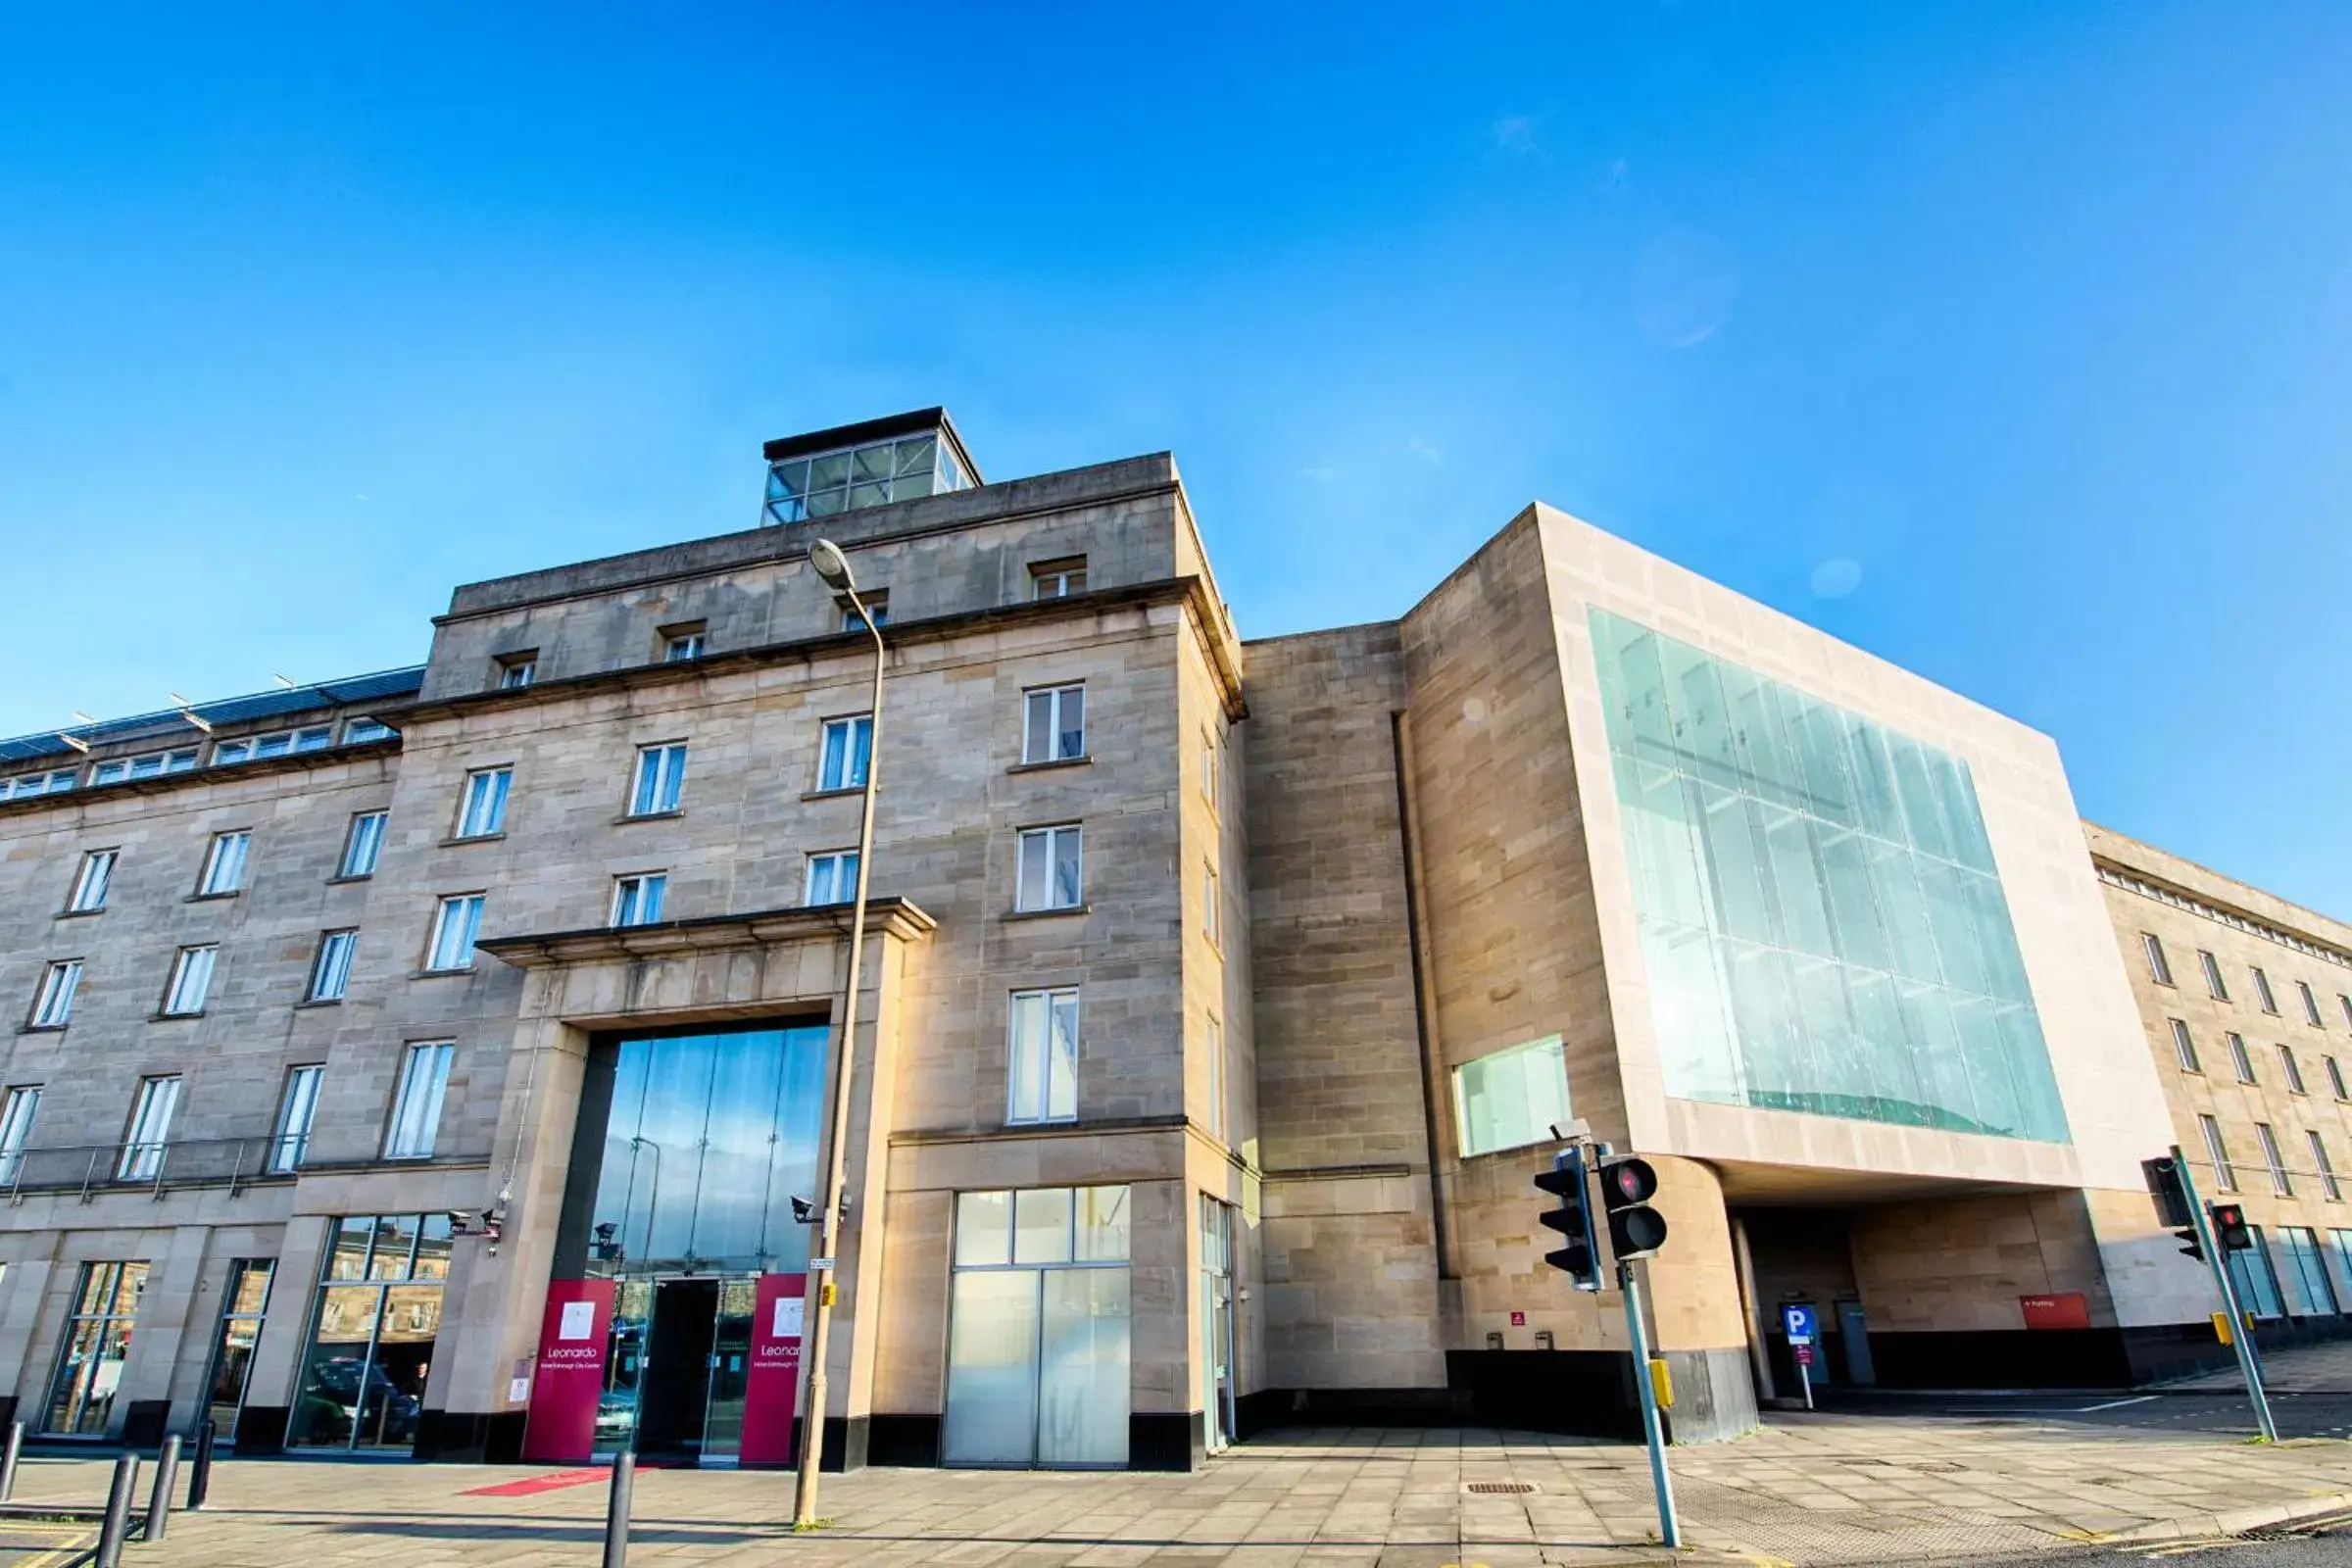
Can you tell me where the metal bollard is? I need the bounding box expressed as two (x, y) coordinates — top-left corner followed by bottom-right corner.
(602, 1450), (634, 1568)
(186, 1418), (217, 1510)
(0, 1419), (21, 1502)
(94, 1452), (138, 1568)
(143, 1434), (181, 1542)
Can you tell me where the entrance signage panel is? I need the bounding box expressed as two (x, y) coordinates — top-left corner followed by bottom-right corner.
(740, 1272), (808, 1466)
(521, 1279), (616, 1462)
(2019, 1291), (2090, 1330)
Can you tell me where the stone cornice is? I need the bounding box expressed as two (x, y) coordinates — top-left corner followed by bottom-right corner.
(477, 897), (937, 968)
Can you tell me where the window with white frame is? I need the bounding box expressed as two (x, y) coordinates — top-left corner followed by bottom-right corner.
(198, 831), (251, 896)
(343, 717), (393, 744)
(662, 626), (705, 662)
(1454, 1035), (1573, 1158)
(425, 895), (485, 972)
(1202, 864), (1220, 945)
(1, 769), (77, 799)
(29, 961), (80, 1028)
(2253, 966), (2280, 1014)
(211, 726), (331, 765)
(119, 1075), (182, 1180)
(805, 851), (858, 906)
(2310, 1131), (2342, 1202)
(2299, 980), (2325, 1028)
(1205, 1015), (1225, 1142)
(1029, 559), (1087, 600)
(2169, 1018), (2200, 1073)
(630, 744), (688, 816)
(818, 716), (873, 791)
(2141, 932), (2174, 985)
(840, 597), (887, 633)
(2280, 1045), (2308, 1095)
(2329, 1054), (2350, 1102)
(0, 1087), (37, 1183)
(2342, 994), (2352, 1031)
(90, 748), (196, 785)
(2200, 950), (2230, 1000)
(309, 931), (358, 1003)
(2257, 1121), (2292, 1196)
(270, 1067), (322, 1173)
(1006, 989), (1079, 1125)
(2201, 1113), (2236, 1191)
(496, 653), (537, 689)
(162, 946), (218, 1016)
(611, 873), (666, 927)
(2228, 1031), (2257, 1084)
(1021, 686), (1084, 764)
(1015, 825), (1083, 912)
(454, 766), (512, 839)
(385, 1043), (454, 1159)
(340, 811), (387, 879)
(66, 851), (117, 913)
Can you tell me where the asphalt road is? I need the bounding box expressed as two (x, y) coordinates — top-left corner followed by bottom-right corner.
(1968, 1511), (2352, 1565)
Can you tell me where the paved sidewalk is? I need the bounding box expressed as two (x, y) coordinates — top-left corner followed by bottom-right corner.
(2171, 1335), (2352, 1395)
(13, 1411), (2350, 1568)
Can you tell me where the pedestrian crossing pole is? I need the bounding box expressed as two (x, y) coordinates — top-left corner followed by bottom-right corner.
(1617, 1254), (1681, 1547)
(2171, 1143), (2277, 1443)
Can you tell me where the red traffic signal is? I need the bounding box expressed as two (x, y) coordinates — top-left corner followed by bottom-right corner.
(2209, 1202), (2254, 1252)
(1597, 1155), (1669, 1260)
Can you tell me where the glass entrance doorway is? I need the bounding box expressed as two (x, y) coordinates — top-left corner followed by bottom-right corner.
(601, 1276), (755, 1464)
(1200, 1197), (1237, 1454)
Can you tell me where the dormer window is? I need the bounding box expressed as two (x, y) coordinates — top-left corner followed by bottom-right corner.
(761, 410), (978, 525)
(496, 652), (537, 689)
(661, 623), (707, 662)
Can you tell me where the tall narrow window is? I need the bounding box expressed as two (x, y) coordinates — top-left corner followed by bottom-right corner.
(454, 767), (512, 839)
(630, 743), (688, 816)
(818, 716), (874, 791)
(66, 851), (117, 913)
(2342, 995), (2352, 1031)
(2328, 1055), (2349, 1102)
(1015, 825), (1084, 912)
(425, 895), (485, 972)
(1029, 559), (1087, 599)
(2201, 1114), (2236, 1191)
(2199, 950), (2230, 1001)
(42, 1263), (148, 1436)
(308, 931), (358, 1003)
(496, 653), (537, 689)
(1006, 989), (1079, 1125)
(805, 851), (858, 906)
(2141, 933), (2174, 985)
(610, 874), (666, 927)
(2228, 1032), (2257, 1084)
(2298, 981), (2325, 1028)
(386, 1043), (454, 1159)
(2253, 966), (2279, 1014)
(1200, 731), (1217, 809)
(2169, 1019), (2200, 1073)
(270, 1067), (322, 1173)
(1205, 1015), (1225, 1142)
(2257, 1122), (2292, 1196)
(2309, 1131), (2342, 1203)
(0, 1087), (39, 1184)
(340, 811), (387, 879)
(162, 946), (218, 1016)
(198, 831), (251, 896)
(2279, 1045), (2308, 1096)
(120, 1076), (182, 1179)
(29, 961), (80, 1028)
(1202, 864), (1220, 945)
(1021, 687), (1085, 765)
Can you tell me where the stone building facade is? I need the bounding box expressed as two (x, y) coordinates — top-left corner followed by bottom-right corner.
(0, 409), (2339, 1471)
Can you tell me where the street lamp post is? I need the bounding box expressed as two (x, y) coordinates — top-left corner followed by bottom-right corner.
(794, 539), (885, 1528)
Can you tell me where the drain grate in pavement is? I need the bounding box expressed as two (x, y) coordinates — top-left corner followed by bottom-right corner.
(1463, 1481), (1537, 1494)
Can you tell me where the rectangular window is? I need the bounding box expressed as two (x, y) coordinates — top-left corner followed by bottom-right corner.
(270, 1067), (322, 1173)
(2169, 1019), (2200, 1073)
(2229, 1032), (2257, 1084)
(2280, 1045), (2308, 1096)
(805, 851), (858, 906)
(2279, 1226), (2339, 1316)
(90, 748), (197, 784)
(42, 1262), (148, 1436)
(1200, 731), (1217, 808)
(66, 850), (117, 913)
(1015, 825), (1084, 912)
(2257, 1122), (2292, 1196)
(2299, 980), (2325, 1028)
(2142, 933), (2174, 986)
(2, 769), (78, 799)
(496, 653), (537, 689)
(454, 767), (512, 838)
(610, 873), (667, 927)
(630, 743), (688, 815)
(162, 946), (218, 1016)
(0, 1087), (39, 1184)
(2201, 1113), (2236, 1191)
(1202, 864), (1220, 945)
(2253, 966), (2279, 1014)
(385, 1043), (454, 1159)
(662, 627), (705, 662)
(2342, 995), (2352, 1031)
(2328, 1055), (2349, 1102)
(29, 961), (80, 1028)
(120, 1075), (182, 1179)
(289, 1214), (451, 1451)
(212, 726), (330, 764)
(1021, 686), (1085, 765)
(342, 717), (392, 745)
(308, 931), (357, 1003)
(2199, 950), (2229, 1001)
(425, 895), (485, 972)
(1006, 989), (1079, 1125)
(340, 811), (387, 878)
(1029, 559), (1087, 600)
(818, 716), (873, 791)
(1205, 1015), (1225, 1142)
(2309, 1131), (2341, 1203)
(198, 831), (252, 896)
(841, 597), (887, 632)
(1453, 1035), (1574, 1158)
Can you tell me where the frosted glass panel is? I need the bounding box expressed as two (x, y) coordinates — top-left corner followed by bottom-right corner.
(943, 1271), (1040, 1464)
(1038, 1269), (1130, 1465)
(1453, 1036), (1573, 1157)
(1591, 608), (2068, 1143)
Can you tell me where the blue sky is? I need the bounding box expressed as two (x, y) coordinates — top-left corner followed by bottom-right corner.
(3, 3), (2350, 912)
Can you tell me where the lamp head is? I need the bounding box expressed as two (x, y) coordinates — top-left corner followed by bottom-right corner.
(808, 538), (856, 594)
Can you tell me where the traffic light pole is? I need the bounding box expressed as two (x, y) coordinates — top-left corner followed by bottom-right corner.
(1616, 1257), (1680, 1549)
(2171, 1143), (2277, 1443)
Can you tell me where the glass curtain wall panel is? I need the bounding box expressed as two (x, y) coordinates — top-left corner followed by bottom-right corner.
(1590, 608), (2068, 1141)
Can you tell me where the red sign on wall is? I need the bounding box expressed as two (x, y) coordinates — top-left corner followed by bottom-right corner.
(739, 1273), (808, 1467)
(521, 1279), (616, 1462)
(2019, 1292), (2090, 1331)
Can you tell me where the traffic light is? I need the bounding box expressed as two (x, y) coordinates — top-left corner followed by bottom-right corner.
(2209, 1202), (2254, 1252)
(1597, 1155), (1669, 1261)
(2143, 1156), (2200, 1260)
(1535, 1150), (1603, 1291)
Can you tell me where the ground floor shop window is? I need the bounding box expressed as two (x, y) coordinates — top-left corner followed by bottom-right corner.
(204, 1259), (274, 1445)
(2278, 1227), (2340, 1316)
(2230, 1225), (2287, 1319)
(943, 1185), (1130, 1468)
(1200, 1195), (1237, 1454)
(43, 1261), (148, 1436)
(290, 1215), (451, 1451)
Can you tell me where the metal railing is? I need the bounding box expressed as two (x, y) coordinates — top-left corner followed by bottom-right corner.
(0, 1137), (298, 1203)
